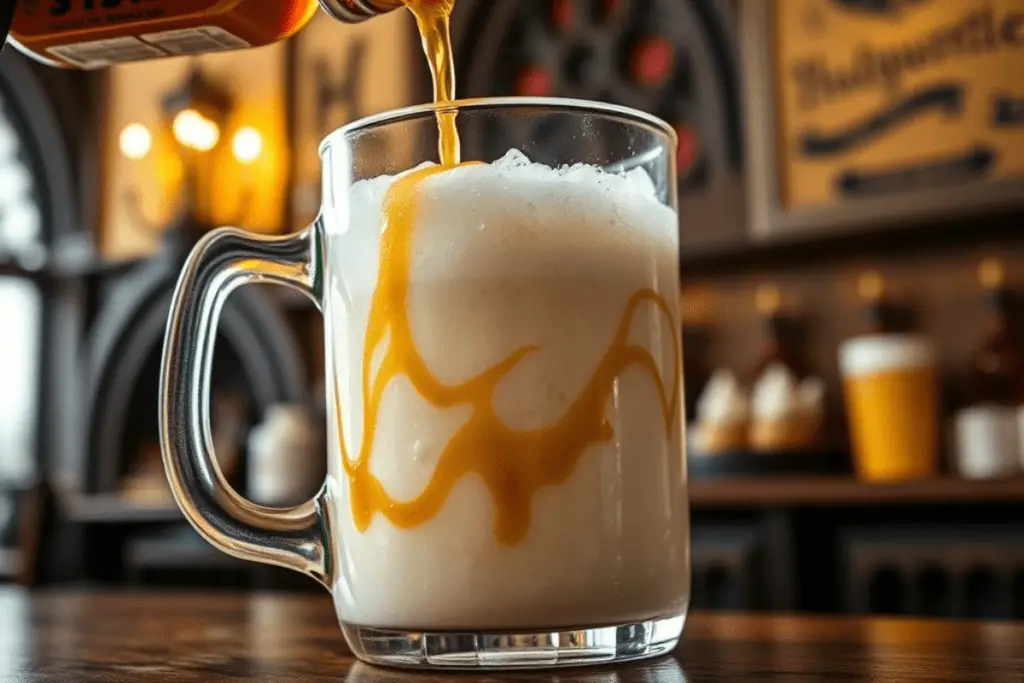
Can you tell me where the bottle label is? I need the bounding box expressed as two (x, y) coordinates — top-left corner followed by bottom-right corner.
(46, 35), (167, 67)
(140, 25), (250, 55)
(45, 25), (250, 67)
(13, 0), (232, 37)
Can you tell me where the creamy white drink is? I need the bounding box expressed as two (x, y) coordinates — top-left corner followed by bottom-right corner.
(322, 149), (689, 631)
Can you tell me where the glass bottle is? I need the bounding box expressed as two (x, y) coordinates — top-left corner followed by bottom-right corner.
(857, 270), (894, 335)
(5, 0), (402, 69)
(748, 284), (802, 384)
(681, 286), (712, 424)
(955, 258), (1023, 479)
(966, 259), (1024, 406)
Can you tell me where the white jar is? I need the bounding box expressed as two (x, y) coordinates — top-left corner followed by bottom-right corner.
(954, 405), (1021, 479)
(247, 404), (322, 507)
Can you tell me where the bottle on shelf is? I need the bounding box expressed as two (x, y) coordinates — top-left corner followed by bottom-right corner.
(747, 284), (825, 453)
(4, 0), (402, 69)
(681, 285), (713, 424)
(857, 270), (895, 335)
(966, 259), (1024, 407)
(748, 284), (802, 383)
(685, 286), (751, 456)
(954, 258), (1024, 479)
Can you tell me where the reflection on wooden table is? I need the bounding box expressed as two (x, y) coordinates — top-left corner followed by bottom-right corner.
(4, 588), (1024, 682)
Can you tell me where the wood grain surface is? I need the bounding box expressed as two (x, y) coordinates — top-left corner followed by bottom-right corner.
(4, 588), (1023, 682)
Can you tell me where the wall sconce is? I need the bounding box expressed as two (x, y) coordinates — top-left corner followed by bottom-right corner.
(120, 65), (264, 252)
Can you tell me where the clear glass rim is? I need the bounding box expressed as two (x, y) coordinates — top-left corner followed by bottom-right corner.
(320, 96), (678, 156)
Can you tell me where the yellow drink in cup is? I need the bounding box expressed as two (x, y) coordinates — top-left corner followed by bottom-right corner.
(839, 335), (940, 482)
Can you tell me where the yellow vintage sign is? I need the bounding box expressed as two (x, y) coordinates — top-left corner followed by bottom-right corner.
(775, 0), (1024, 209)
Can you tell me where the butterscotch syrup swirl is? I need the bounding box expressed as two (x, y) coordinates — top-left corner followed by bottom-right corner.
(333, 163), (682, 546)
(332, 0), (680, 546)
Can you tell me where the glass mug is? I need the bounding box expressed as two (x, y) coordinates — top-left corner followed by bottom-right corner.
(160, 98), (690, 670)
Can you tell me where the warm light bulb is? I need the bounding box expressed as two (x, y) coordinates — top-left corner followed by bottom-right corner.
(232, 127), (263, 164)
(173, 109), (220, 152)
(119, 123), (152, 160)
(979, 257), (1005, 290)
(858, 271), (885, 302)
(755, 284), (782, 315)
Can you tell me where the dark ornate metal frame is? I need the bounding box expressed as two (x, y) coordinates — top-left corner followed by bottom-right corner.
(0, 49), (85, 493)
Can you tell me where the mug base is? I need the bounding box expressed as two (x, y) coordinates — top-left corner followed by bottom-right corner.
(341, 614), (685, 670)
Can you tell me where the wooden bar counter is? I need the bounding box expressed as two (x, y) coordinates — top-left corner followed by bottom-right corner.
(3, 588), (1022, 682)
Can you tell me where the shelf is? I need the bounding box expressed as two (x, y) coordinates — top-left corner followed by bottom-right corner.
(60, 477), (1024, 522)
(62, 493), (182, 524)
(689, 475), (1024, 509)
(679, 207), (1024, 279)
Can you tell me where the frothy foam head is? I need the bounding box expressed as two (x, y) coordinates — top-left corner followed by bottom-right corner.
(343, 148), (668, 209)
(332, 148), (679, 293)
(839, 334), (935, 377)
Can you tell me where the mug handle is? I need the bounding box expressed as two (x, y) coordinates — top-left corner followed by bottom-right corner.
(159, 224), (332, 588)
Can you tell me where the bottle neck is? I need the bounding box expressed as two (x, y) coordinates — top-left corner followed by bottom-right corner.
(755, 314), (800, 377)
(984, 288), (1012, 333)
(862, 302), (888, 335)
(762, 314), (783, 346)
(319, 0), (402, 22)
